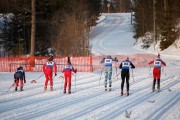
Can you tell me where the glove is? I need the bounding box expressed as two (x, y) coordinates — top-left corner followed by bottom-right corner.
(74, 69), (77, 73)
(14, 80), (16, 83)
(55, 73), (57, 76)
(24, 80), (26, 83)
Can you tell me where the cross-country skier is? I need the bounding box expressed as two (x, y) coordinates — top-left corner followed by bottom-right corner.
(62, 61), (77, 94)
(14, 66), (26, 91)
(119, 57), (135, 96)
(43, 56), (57, 91)
(148, 54), (166, 92)
(101, 55), (118, 91)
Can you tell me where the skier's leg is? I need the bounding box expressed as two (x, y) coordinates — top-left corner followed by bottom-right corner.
(157, 79), (160, 91)
(49, 73), (53, 91)
(121, 73), (125, 95)
(64, 75), (67, 93)
(44, 74), (49, 91)
(20, 79), (23, 91)
(126, 73), (130, 95)
(68, 75), (72, 94)
(109, 71), (112, 91)
(152, 79), (156, 92)
(15, 79), (18, 91)
(152, 69), (157, 92)
(104, 71), (108, 91)
(157, 70), (161, 91)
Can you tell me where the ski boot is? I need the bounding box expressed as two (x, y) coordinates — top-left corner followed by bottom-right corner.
(63, 89), (66, 94)
(44, 87), (47, 92)
(105, 86), (107, 91)
(157, 80), (160, 92)
(15, 87), (17, 91)
(68, 89), (71, 94)
(127, 90), (129, 96)
(50, 87), (53, 91)
(121, 90), (123, 96)
(109, 85), (112, 91)
(157, 89), (160, 92)
(20, 86), (23, 91)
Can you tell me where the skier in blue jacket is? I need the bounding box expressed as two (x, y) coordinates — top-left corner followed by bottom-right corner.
(101, 55), (118, 91)
(119, 57), (135, 96)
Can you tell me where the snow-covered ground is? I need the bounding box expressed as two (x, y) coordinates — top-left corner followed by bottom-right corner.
(0, 13), (180, 120)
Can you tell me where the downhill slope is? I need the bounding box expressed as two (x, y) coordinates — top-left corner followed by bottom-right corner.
(0, 13), (180, 120)
(90, 13), (145, 55)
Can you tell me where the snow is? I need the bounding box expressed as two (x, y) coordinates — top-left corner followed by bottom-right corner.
(0, 13), (180, 120)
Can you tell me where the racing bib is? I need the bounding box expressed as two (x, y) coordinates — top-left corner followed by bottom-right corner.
(122, 61), (130, 68)
(154, 60), (161, 67)
(104, 58), (112, 66)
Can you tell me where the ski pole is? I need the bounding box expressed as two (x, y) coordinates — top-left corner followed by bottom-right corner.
(7, 82), (15, 92)
(132, 69), (134, 82)
(113, 72), (121, 79)
(31, 73), (44, 83)
(61, 76), (64, 90)
(99, 68), (104, 85)
(115, 67), (118, 80)
(75, 73), (76, 92)
(149, 66), (151, 71)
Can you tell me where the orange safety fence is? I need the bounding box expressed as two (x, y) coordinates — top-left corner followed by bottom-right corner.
(0, 54), (156, 72)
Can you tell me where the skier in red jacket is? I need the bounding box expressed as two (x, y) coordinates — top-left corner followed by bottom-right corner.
(43, 56), (57, 91)
(148, 54), (166, 92)
(62, 62), (77, 94)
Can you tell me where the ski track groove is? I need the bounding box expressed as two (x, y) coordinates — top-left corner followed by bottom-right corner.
(145, 94), (180, 120)
(99, 77), (179, 120)
(0, 73), (173, 112)
(6, 90), (112, 120)
(0, 72), (178, 120)
(56, 74), (177, 120)
(0, 74), (98, 103)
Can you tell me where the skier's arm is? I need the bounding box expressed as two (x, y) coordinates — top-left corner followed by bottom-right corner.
(100, 58), (105, 64)
(14, 73), (16, 82)
(119, 63), (122, 69)
(72, 67), (77, 73)
(113, 57), (118, 62)
(130, 62), (135, 69)
(161, 60), (166, 66)
(62, 69), (65, 73)
(43, 64), (46, 73)
(148, 60), (154, 65)
(23, 71), (26, 83)
(53, 62), (57, 76)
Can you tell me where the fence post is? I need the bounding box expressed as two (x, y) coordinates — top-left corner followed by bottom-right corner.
(90, 56), (93, 72)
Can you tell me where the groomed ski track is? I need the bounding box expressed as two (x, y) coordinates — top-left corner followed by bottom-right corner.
(0, 13), (180, 120)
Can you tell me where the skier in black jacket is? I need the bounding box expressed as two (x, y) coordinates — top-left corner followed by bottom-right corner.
(14, 66), (26, 91)
(119, 57), (135, 96)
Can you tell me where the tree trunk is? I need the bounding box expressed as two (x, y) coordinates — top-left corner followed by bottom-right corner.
(30, 0), (36, 56)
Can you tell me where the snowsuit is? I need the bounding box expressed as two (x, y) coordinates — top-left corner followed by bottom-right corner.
(101, 57), (118, 90)
(43, 61), (57, 91)
(14, 68), (26, 91)
(119, 59), (135, 95)
(149, 58), (166, 91)
(62, 65), (77, 94)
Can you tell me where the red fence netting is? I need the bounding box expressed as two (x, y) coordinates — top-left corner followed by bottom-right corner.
(0, 54), (156, 72)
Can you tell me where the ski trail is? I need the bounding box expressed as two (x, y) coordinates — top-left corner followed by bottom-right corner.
(97, 77), (179, 120)
(145, 94), (180, 120)
(55, 75), (177, 120)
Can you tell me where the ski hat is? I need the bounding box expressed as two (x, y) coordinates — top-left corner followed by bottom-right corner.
(107, 55), (111, 58)
(156, 53), (161, 59)
(18, 66), (23, 70)
(48, 55), (54, 61)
